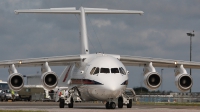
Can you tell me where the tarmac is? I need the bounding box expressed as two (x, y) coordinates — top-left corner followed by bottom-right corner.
(0, 102), (200, 112)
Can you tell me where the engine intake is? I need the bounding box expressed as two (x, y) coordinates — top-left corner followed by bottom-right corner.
(174, 65), (193, 92)
(175, 74), (192, 91)
(8, 73), (24, 91)
(41, 71), (58, 90)
(144, 72), (161, 90)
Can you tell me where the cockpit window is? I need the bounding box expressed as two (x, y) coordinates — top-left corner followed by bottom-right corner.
(111, 68), (119, 73)
(100, 68), (110, 73)
(90, 67), (96, 75)
(93, 67), (99, 74)
(119, 67), (126, 75)
(90, 67), (100, 75)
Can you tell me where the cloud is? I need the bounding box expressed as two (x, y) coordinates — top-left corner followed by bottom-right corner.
(0, 0), (199, 92)
(91, 19), (111, 28)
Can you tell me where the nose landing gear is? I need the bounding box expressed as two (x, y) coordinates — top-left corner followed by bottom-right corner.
(105, 102), (116, 109)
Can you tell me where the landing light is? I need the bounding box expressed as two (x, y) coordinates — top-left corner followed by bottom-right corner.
(19, 61), (22, 64)
(174, 61), (177, 65)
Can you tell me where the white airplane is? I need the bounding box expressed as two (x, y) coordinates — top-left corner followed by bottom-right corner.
(0, 7), (197, 109)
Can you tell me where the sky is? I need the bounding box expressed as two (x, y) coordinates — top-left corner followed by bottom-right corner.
(0, 0), (200, 92)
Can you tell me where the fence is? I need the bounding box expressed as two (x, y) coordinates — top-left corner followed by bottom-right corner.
(136, 93), (200, 103)
(19, 92), (200, 103)
(19, 93), (57, 102)
(22, 93), (81, 102)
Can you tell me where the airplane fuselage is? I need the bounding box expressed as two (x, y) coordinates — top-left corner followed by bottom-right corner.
(67, 53), (128, 101)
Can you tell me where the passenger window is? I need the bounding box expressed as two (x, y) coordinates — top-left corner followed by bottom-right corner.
(90, 67), (96, 75)
(111, 68), (119, 73)
(94, 67), (99, 74)
(119, 67), (126, 75)
(100, 68), (110, 73)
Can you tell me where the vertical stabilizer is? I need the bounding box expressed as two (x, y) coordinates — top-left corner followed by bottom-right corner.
(15, 7), (143, 54)
(80, 7), (89, 54)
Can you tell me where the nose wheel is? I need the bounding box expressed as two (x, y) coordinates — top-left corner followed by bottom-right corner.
(105, 102), (116, 109)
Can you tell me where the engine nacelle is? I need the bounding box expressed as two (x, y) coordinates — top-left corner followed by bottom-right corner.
(175, 74), (192, 91)
(7, 73), (24, 91)
(41, 71), (58, 90)
(143, 62), (162, 90)
(144, 72), (161, 90)
(174, 65), (193, 92)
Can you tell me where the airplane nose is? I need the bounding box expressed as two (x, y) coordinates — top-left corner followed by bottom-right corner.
(106, 83), (121, 91)
(87, 73), (127, 100)
(103, 81), (125, 98)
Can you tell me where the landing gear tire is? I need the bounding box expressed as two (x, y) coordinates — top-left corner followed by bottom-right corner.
(127, 99), (132, 108)
(59, 98), (65, 108)
(4, 96), (7, 102)
(105, 102), (110, 109)
(118, 97), (123, 108)
(110, 102), (116, 109)
(27, 96), (31, 102)
(68, 98), (74, 108)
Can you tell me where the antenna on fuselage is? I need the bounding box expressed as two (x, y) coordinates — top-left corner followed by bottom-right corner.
(15, 7), (144, 54)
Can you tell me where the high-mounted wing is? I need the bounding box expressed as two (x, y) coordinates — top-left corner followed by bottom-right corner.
(120, 55), (197, 91)
(0, 55), (81, 68)
(120, 55), (200, 69)
(3, 55), (81, 91)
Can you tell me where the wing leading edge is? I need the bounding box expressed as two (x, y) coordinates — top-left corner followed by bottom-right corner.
(0, 55), (81, 68)
(120, 55), (200, 69)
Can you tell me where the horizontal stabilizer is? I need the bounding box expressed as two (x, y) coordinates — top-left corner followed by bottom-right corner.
(15, 7), (144, 15)
(50, 7), (76, 10)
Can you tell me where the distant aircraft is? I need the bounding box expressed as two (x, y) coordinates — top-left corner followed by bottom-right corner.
(0, 7), (196, 109)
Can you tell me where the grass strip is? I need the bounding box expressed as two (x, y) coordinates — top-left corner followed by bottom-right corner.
(0, 110), (47, 112)
(134, 102), (200, 106)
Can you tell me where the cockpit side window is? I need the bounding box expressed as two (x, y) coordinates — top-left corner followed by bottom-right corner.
(90, 67), (96, 75)
(111, 68), (119, 73)
(119, 67), (126, 75)
(93, 67), (99, 74)
(100, 68), (110, 73)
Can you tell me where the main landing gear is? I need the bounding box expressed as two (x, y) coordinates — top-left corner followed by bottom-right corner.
(59, 87), (81, 108)
(118, 95), (133, 109)
(59, 97), (74, 108)
(118, 97), (123, 108)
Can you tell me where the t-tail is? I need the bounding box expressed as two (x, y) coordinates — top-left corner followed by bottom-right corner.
(15, 7), (144, 54)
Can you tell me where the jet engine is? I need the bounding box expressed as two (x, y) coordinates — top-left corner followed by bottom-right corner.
(175, 65), (193, 91)
(41, 62), (58, 90)
(8, 73), (24, 91)
(41, 71), (58, 90)
(143, 62), (162, 90)
(7, 64), (24, 91)
(144, 72), (161, 90)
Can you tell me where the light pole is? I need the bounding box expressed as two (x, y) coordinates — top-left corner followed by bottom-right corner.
(186, 31), (195, 93)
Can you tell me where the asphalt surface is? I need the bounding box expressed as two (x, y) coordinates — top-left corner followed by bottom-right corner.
(0, 102), (200, 112)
